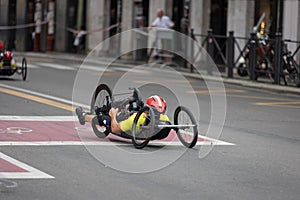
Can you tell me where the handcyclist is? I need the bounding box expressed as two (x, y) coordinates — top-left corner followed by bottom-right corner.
(75, 95), (170, 134)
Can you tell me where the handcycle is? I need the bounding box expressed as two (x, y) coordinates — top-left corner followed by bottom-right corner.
(0, 50), (27, 80)
(90, 84), (198, 149)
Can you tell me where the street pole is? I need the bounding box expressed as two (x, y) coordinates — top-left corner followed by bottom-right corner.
(274, 32), (282, 85)
(207, 29), (214, 75)
(227, 31), (234, 78)
(190, 29), (194, 73)
(249, 32), (256, 81)
(116, 0), (121, 59)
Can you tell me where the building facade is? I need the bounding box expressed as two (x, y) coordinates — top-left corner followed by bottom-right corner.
(0, 0), (299, 55)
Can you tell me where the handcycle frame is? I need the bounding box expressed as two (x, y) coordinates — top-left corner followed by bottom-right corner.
(90, 84), (198, 149)
(0, 51), (27, 81)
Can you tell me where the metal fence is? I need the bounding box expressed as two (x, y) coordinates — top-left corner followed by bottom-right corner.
(190, 29), (300, 87)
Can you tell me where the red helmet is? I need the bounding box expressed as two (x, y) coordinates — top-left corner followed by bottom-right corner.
(146, 95), (167, 113)
(3, 51), (12, 60)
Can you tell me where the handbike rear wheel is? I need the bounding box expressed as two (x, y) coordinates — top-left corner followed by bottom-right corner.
(174, 106), (198, 148)
(131, 106), (155, 149)
(21, 58), (27, 81)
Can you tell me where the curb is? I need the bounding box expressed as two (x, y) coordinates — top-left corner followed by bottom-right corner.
(15, 52), (300, 95)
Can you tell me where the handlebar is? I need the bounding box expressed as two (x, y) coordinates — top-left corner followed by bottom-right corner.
(110, 87), (143, 112)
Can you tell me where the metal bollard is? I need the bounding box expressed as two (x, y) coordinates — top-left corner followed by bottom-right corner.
(274, 32), (282, 85)
(227, 31), (234, 78)
(190, 29), (194, 73)
(207, 29), (214, 75)
(249, 32), (256, 81)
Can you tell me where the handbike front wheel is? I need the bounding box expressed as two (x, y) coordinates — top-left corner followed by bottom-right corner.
(90, 84), (112, 114)
(131, 106), (155, 149)
(90, 84), (113, 138)
(174, 106), (198, 148)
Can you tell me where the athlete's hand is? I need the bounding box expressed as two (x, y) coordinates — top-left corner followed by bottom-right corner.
(109, 107), (119, 117)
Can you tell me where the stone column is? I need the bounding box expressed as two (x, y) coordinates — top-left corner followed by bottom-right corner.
(227, 0), (254, 60)
(86, 0), (110, 53)
(15, 0), (27, 51)
(227, 0), (254, 38)
(120, 0), (134, 58)
(283, 0), (300, 62)
(54, 0), (67, 51)
(189, 0), (210, 64)
(0, 0), (9, 46)
(190, 0), (210, 38)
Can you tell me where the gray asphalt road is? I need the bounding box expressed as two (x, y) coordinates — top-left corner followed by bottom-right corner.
(0, 57), (299, 200)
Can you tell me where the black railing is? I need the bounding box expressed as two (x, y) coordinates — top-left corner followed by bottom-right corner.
(190, 28), (300, 87)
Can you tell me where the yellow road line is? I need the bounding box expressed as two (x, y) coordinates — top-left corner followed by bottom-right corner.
(188, 89), (246, 94)
(218, 94), (294, 101)
(188, 90), (300, 108)
(134, 79), (195, 84)
(269, 105), (300, 109)
(254, 101), (300, 106)
(253, 101), (300, 108)
(187, 90), (295, 101)
(0, 87), (74, 111)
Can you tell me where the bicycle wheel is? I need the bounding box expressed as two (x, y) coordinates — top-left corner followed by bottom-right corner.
(131, 106), (155, 149)
(90, 84), (112, 114)
(91, 116), (109, 138)
(290, 59), (300, 87)
(174, 106), (198, 148)
(21, 58), (27, 81)
(237, 63), (248, 77)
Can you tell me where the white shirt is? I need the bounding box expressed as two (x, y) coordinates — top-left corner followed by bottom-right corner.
(152, 16), (174, 29)
(73, 30), (86, 46)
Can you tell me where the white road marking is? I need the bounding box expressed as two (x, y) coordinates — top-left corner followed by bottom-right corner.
(0, 153), (54, 179)
(37, 63), (74, 70)
(26, 64), (40, 69)
(0, 115), (75, 121)
(79, 64), (113, 72)
(0, 141), (234, 146)
(113, 67), (148, 74)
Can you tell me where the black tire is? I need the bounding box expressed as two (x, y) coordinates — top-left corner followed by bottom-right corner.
(91, 116), (109, 138)
(90, 84), (112, 114)
(131, 106), (154, 149)
(237, 63), (248, 77)
(21, 58), (27, 81)
(174, 106), (198, 148)
(90, 84), (112, 138)
(290, 59), (300, 87)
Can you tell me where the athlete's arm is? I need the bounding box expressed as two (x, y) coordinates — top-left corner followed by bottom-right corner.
(109, 108), (122, 133)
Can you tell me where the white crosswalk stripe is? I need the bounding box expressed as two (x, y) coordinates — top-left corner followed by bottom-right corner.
(37, 63), (74, 70)
(79, 64), (113, 72)
(113, 67), (148, 74)
(26, 64), (40, 69)
(29, 62), (151, 74)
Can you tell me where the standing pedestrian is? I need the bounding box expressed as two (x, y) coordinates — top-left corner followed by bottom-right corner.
(148, 9), (174, 62)
(73, 26), (87, 53)
(150, 9), (174, 29)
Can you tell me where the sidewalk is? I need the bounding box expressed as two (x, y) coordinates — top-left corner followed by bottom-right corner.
(15, 51), (300, 95)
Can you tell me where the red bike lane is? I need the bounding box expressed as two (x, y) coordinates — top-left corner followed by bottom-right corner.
(0, 119), (212, 144)
(0, 116), (233, 177)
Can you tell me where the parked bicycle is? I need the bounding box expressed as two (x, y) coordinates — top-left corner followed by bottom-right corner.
(281, 43), (300, 87)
